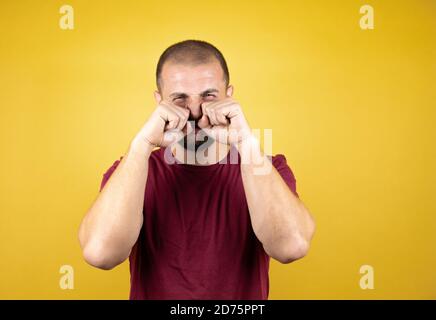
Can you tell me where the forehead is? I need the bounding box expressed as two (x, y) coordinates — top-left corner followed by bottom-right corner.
(160, 61), (225, 95)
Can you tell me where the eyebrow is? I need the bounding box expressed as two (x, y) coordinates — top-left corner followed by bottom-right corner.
(169, 88), (219, 99)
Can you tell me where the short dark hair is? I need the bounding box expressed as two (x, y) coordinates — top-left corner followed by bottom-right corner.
(156, 40), (230, 90)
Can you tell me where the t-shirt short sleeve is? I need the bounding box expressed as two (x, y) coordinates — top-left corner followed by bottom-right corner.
(271, 154), (299, 198)
(99, 157), (123, 192)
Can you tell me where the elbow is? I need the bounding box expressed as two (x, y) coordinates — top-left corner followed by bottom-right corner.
(277, 238), (311, 264)
(78, 221), (125, 270)
(81, 240), (121, 271)
(273, 216), (316, 264)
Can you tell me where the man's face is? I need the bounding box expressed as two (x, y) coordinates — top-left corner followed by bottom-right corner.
(155, 60), (233, 150)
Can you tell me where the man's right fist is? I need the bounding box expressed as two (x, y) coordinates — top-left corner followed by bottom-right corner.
(133, 101), (190, 148)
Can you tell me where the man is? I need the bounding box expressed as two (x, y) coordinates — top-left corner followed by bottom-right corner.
(78, 40), (315, 299)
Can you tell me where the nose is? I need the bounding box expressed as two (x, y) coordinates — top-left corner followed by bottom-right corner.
(186, 96), (204, 120)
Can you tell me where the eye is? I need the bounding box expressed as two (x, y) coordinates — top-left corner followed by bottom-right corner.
(203, 94), (216, 100)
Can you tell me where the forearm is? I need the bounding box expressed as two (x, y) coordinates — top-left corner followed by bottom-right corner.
(78, 139), (154, 269)
(237, 136), (315, 263)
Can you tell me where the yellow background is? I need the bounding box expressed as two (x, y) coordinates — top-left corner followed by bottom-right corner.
(0, 0), (435, 299)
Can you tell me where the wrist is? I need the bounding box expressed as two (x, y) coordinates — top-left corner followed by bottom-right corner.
(235, 134), (267, 168)
(236, 134), (262, 161)
(235, 133), (258, 151)
(129, 137), (156, 157)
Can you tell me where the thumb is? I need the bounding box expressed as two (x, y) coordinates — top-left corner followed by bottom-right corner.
(197, 114), (210, 129)
(161, 129), (184, 147)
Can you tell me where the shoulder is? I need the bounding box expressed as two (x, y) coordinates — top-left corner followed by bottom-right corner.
(103, 156), (122, 177)
(271, 153), (287, 165)
(268, 153), (299, 196)
(269, 154), (293, 173)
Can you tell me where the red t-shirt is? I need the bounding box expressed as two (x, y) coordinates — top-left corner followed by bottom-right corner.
(99, 147), (298, 300)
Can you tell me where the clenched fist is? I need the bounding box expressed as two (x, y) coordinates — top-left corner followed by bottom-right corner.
(198, 98), (251, 145)
(132, 101), (190, 148)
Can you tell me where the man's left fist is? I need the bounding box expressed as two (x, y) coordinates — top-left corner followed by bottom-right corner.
(197, 98), (251, 145)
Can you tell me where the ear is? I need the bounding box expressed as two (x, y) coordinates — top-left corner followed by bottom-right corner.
(226, 85), (234, 97)
(154, 90), (162, 103)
